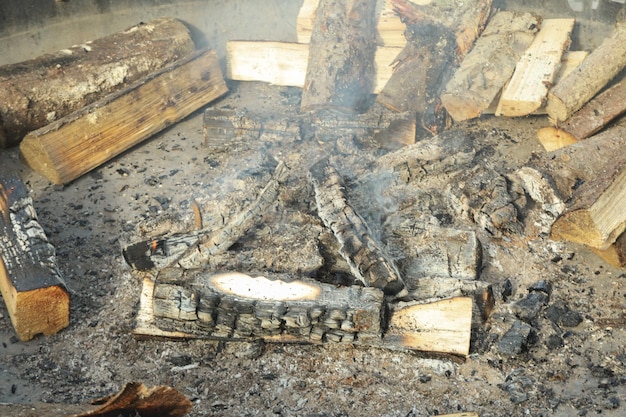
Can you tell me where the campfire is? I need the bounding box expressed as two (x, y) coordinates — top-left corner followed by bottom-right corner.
(1, 0), (626, 415)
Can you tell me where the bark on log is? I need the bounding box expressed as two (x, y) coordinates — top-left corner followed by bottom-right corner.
(135, 269), (474, 356)
(308, 158), (407, 297)
(300, 0), (379, 113)
(440, 11), (540, 122)
(0, 172), (69, 341)
(122, 161), (288, 271)
(541, 75), (626, 147)
(226, 41), (401, 95)
(378, 0), (493, 134)
(0, 17), (195, 148)
(496, 19), (575, 117)
(545, 19), (626, 122)
(19, 49), (228, 185)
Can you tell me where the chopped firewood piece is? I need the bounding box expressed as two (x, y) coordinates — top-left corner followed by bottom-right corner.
(308, 158), (407, 297)
(590, 231), (626, 268)
(536, 126), (579, 152)
(551, 164), (626, 250)
(122, 160), (288, 270)
(440, 11), (541, 122)
(383, 297), (473, 356)
(300, 0), (378, 113)
(436, 414), (479, 417)
(0, 17), (195, 148)
(0, 172), (69, 341)
(20, 49), (228, 184)
(554, 75), (626, 142)
(377, 0), (493, 134)
(496, 19), (575, 117)
(76, 382), (191, 417)
(297, 0), (408, 47)
(546, 19), (626, 122)
(225, 42), (400, 94)
(135, 269), (474, 356)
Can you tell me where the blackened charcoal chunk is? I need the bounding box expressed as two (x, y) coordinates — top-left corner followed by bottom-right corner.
(545, 302), (583, 327)
(528, 280), (552, 295)
(511, 292), (549, 322)
(498, 320), (533, 356)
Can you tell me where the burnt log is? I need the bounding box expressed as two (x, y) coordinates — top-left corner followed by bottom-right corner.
(0, 172), (69, 341)
(300, 0), (378, 113)
(308, 158), (407, 297)
(0, 17), (195, 148)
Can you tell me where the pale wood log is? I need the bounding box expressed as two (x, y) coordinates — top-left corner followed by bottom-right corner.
(536, 126), (579, 152)
(545, 19), (626, 122)
(590, 231), (626, 269)
(122, 161), (288, 271)
(0, 172), (69, 341)
(226, 41), (401, 94)
(300, 0), (378, 113)
(308, 158), (407, 297)
(135, 269), (474, 356)
(297, 0), (410, 47)
(19, 49), (228, 185)
(0, 17), (195, 148)
(440, 11), (540, 122)
(555, 75), (626, 141)
(377, 0), (493, 134)
(496, 19), (575, 117)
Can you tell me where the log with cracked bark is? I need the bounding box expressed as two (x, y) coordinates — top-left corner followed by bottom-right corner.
(308, 158), (407, 297)
(134, 268), (476, 356)
(0, 17), (195, 148)
(0, 172), (69, 341)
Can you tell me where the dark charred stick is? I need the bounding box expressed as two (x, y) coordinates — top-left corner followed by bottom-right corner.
(308, 158), (407, 297)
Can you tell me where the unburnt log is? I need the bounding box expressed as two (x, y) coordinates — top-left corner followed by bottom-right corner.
(546, 18), (626, 122)
(378, 0), (492, 134)
(122, 161), (289, 270)
(0, 172), (69, 341)
(308, 158), (407, 297)
(0, 17), (195, 148)
(300, 0), (378, 113)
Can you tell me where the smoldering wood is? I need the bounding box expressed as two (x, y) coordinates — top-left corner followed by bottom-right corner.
(300, 0), (378, 113)
(546, 19), (626, 122)
(308, 158), (407, 297)
(151, 268), (384, 344)
(0, 172), (69, 341)
(123, 160), (289, 270)
(440, 11), (541, 122)
(0, 17), (195, 148)
(377, 0), (492, 134)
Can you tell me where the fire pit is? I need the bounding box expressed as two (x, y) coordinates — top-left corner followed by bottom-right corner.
(2, 1), (626, 417)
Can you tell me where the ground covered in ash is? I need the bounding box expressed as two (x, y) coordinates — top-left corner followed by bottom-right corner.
(1, 79), (626, 417)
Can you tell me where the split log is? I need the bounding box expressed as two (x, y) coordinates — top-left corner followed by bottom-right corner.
(496, 19), (575, 117)
(20, 49), (228, 185)
(309, 158), (407, 297)
(297, 0), (409, 47)
(545, 19), (626, 122)
(225, 41), (401, 94)
(300, 0), (378, 113)
(590, 231), (626, 268)
(538, 75), (626, 149)
(135, 269), (474, 356)
(122, 161), (288, 270)
(0, 17), (195, 148)
(440, 11), (540, 122)
(0, 172), (69, 341)
(378, 0), (493, 134)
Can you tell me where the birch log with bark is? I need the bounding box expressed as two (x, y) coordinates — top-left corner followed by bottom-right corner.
(300, 0), (378, 113)
(0, 17), (195, 148)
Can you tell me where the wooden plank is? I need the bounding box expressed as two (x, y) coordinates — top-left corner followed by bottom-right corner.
(226, 41), (401, 94)
(0, 172), (69, 341)
(496, 19), (575, 117)
(300, 0), (378, 113)
(297, 0), (413, 47)
(546, 19), (626, 122)
(440, 11), (540, 122)
(19, 49), (228, 185)
(0, 17), (195, 148)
